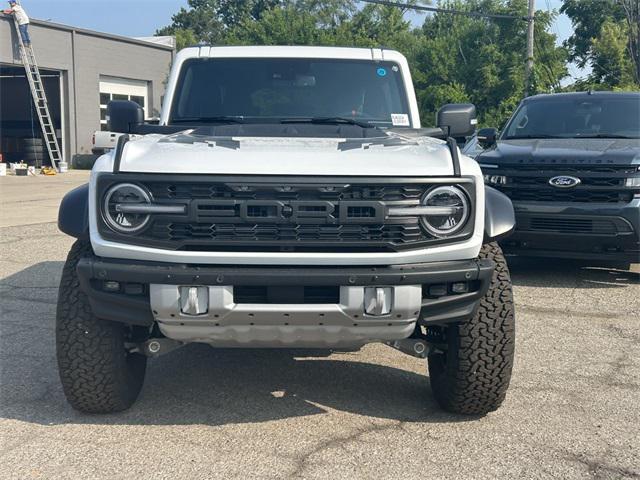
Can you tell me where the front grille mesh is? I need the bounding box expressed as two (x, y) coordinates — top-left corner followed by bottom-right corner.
(522, 217), (618, 235)
(147, 182), (425, 202)
(149, 221), (423, 244)
(484, 163), (638, 204)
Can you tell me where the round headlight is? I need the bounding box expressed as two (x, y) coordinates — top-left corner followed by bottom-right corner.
(102, 183), (151, 233)
(420, 186), (470, 237)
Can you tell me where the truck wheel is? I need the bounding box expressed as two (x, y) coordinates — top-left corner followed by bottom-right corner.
(56, 240), (147, 413)
(428, 242), (515, 415)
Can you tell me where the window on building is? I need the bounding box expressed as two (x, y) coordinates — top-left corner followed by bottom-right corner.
(99, 77), (150, 131)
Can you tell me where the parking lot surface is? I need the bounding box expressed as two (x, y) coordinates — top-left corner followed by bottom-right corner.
(1, 172), (639, 479)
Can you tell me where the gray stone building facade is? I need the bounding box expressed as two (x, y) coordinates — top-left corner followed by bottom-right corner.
(0, 16), (174, 165)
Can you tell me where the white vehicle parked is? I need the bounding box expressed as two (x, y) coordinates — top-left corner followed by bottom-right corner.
(57, 46), (516, 415)
(91, 130), (123, 155)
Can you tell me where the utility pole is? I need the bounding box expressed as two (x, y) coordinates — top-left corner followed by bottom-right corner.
(524, 0), (535, 96)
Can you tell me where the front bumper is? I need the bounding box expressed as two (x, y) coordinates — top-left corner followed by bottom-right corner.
(501, 200), (640, 263)
(77, 257), (494, 347)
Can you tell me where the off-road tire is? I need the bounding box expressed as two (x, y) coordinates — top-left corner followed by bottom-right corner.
(56, 240), (147, 413)
(428, 242), (515, 415)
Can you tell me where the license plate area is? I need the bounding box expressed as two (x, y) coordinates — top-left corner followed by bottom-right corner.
(233, 285), (340, 304)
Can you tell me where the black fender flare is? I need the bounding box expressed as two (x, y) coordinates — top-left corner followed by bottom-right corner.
(484, 186), (515, 242)
(58, 183), (90, 239)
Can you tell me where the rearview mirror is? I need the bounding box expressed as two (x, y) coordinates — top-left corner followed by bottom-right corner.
(436, 104), (477, 138)
(477, 127), (498, 148)
(107, 100), (144, 133)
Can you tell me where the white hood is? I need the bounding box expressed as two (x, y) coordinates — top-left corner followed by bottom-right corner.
(114, 131), (458, 177)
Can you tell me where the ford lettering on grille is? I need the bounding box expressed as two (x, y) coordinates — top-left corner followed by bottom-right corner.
(193, 200), (385, 224)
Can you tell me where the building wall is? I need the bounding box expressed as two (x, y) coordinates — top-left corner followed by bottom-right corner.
(0, 17), (173, 158)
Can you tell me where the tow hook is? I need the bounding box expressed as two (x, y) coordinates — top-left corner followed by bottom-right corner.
(136, 338), (183, 357)
(386, 338), (432, 358)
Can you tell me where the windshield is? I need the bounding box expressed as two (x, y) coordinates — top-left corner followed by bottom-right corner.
(169, 58), (411, 127)
(503, 96), (640, 139)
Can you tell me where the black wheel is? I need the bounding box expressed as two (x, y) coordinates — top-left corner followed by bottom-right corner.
(56, 240), (147, 413)
(428, 242), (515, 415)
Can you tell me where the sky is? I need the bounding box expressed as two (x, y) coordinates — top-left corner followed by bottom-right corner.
(14, 0), (585, 80)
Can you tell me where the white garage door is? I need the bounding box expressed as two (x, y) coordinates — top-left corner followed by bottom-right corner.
(99, 77), (150, 131)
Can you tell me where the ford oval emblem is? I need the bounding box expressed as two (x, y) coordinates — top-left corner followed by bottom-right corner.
(548, 175), (581, 188)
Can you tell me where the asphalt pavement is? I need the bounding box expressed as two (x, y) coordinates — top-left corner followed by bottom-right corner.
(1, 171), (639, 479)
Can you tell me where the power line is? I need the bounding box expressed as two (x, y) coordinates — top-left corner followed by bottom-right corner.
(357, 0), (529, 21)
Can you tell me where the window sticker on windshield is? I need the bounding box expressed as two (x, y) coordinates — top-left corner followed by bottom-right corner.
(376, 67), (387, 77)
(391, 113), (410, 126)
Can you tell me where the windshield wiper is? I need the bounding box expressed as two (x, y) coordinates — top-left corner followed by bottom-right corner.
(505, 134), (565, 139)
(172, 115), (246, 124)
(280, 117), (374, 128)
(571, 134), (638, 139)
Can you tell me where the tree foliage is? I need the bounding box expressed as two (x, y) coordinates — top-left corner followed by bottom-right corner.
(157, 0), (569, 127)
(561, 0), (639, 89)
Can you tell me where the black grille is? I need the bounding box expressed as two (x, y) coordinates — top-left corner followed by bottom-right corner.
(146, 182), (425, 202)
(150, 221), (423, 244)
(483, 163), (638, 204)
(96, 175), (476, 252)
(516, 215), (633, 235)
(525, 217), (616, 234)
(507, 189), (630, 203)
(141, 181), (431, 250)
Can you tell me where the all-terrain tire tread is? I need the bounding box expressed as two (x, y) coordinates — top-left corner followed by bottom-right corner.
(428, 242), (515, 415)
(56, 240), (146, 413)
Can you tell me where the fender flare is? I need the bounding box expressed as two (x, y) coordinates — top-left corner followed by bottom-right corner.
(58, 183), (90, 239)
(484, 186), (515, 242)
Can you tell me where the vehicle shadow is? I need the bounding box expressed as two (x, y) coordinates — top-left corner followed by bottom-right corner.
(507, 256), (639, 289)
(0, 262), (472, 428)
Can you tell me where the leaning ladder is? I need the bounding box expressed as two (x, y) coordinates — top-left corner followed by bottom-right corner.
(12, 15), (62, 170)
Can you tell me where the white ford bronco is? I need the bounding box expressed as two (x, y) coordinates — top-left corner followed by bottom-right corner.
(57, 46), (516, 415)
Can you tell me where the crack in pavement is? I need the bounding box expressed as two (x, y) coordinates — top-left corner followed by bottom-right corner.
(287, 421), (408, 479)
(564, 451), (640, 479)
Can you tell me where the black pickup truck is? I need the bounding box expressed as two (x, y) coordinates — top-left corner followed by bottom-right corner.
(476, 91), (640, 267)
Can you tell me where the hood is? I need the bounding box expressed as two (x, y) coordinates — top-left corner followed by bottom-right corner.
(116, 131), (457, 176)
(479, 138), (640, 165)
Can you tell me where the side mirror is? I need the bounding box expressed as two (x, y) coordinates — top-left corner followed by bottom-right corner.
(107, 100), (144, 133)
(477, 127), (498, 148)
(436, 103), (477, 138)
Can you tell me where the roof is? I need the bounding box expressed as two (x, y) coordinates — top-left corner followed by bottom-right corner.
(525, 91), (640, 102)
(176, 45), (406, 62)
(0, 16), (174, 51)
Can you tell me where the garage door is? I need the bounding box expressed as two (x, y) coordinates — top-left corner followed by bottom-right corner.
(99, 77), (150, 131)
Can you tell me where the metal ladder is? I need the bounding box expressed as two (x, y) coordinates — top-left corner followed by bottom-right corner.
(12, 15), (62, 170)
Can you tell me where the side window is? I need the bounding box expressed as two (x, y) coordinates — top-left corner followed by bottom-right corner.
(506, 105), (529, 137)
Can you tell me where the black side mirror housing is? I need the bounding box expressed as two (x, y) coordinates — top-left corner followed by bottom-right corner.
(107, 100), (144, 133)
(436, 104), (477, 138)
(477, 127), (498, 148)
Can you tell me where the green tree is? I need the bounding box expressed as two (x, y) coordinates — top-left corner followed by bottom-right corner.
(413, 0), (567, 126)
(156, 0), (282, 45)
(561, 0), (639, 88)
(591, 19), (637, 87)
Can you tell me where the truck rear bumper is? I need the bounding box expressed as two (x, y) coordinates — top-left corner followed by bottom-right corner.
(76, 257), (494, 347)
(501, 201), (640, 264)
